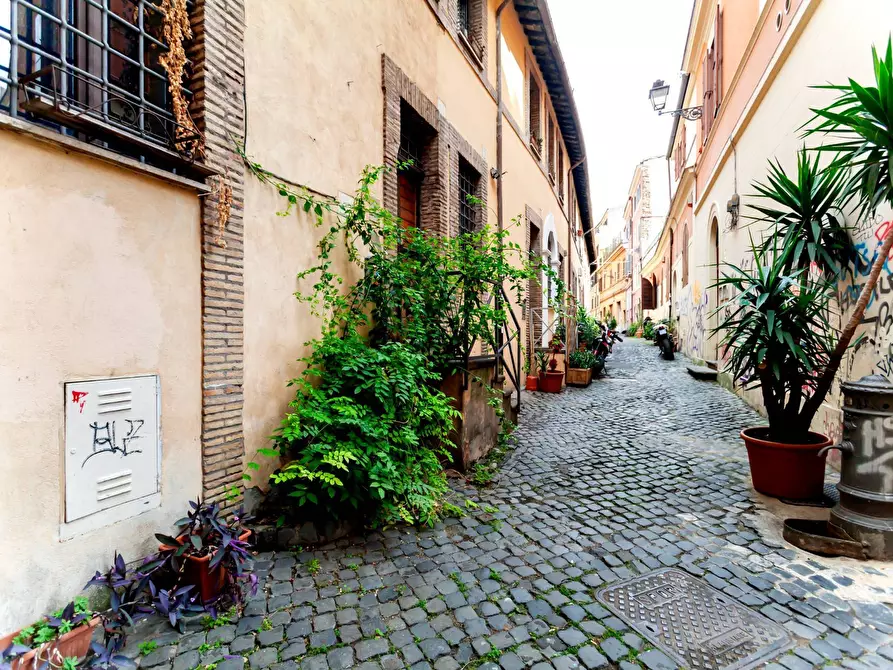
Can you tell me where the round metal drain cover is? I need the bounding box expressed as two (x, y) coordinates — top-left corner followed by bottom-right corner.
(597, 568), (793, 669)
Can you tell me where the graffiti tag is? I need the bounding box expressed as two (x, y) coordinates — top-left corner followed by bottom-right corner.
(82, 419), (144, 467)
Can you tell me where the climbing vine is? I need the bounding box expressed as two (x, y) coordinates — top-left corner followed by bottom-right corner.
(243, 151), (558, 525)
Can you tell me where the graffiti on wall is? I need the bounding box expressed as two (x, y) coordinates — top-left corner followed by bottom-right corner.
(677, 281), (709, 358)
(836, 217), (893, 381)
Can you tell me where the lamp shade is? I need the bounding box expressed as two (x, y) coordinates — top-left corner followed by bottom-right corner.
(649, 79), (670, 112)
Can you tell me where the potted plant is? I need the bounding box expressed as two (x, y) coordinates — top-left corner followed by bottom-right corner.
(567, 350), (596, 387)
(0, 598), (100, 670)
(156, 498), (254, 604)
(536, 349), (563, 393)
(524, 354), (538, 391)
(717, 34), (893, 502)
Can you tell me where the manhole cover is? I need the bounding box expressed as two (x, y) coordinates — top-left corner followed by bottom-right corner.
(597, 568), (792, 670)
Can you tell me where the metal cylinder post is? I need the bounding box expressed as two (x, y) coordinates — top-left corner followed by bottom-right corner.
(822, 374), (893, 560)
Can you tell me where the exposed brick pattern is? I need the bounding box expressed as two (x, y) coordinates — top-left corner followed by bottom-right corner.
(189, 0), (247, 508)
(382, 54), (487, 239)
(437, 0), (488, 71)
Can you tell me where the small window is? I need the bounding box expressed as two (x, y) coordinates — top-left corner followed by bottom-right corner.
(457, 0), (470, 37)
(528, 75), (542, 155)
(458, 157), (480, 236)
(0, 0), (201, 168)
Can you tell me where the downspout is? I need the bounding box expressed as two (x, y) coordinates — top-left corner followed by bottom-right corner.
(566, 156), (586, 311)
(495, 0), (511, 383)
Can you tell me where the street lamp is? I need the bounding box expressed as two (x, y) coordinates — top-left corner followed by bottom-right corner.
(648, 79), (703, 120)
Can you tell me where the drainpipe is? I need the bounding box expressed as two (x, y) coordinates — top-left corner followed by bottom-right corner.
(494, 0), (511, 383)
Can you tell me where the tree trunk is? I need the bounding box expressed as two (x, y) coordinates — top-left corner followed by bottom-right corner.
(801, 224), (893, 427)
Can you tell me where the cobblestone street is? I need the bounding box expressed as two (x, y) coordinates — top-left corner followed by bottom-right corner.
(132, 339), (893, 670)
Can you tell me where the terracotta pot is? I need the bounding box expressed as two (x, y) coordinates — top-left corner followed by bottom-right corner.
(741, 427), (831, 500)
(525, 374), (539, 391)
(160, 530), (252, 603)
(0, 618), (100, 669)
(538, 371), (564, 393)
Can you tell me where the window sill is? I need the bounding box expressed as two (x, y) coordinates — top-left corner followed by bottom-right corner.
(458, 31), (485, 70)
(0, 114), (211, 193)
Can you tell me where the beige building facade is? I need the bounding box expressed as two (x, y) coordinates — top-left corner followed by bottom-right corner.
(0, 0), (590, 631)
(648, 0), (893, 440)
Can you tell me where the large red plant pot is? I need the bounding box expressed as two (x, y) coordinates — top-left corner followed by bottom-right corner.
(741, 427), (831, 500)
(0, 618), (100, 669)
(525, 375), (539, 391)
(538, 371), (564, 393)
(160, 530), (252, 603)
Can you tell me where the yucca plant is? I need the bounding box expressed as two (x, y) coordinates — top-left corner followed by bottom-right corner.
(717, 231), (837, 442)
(797, 36), (893, 423)
(750, 149), (851, 278)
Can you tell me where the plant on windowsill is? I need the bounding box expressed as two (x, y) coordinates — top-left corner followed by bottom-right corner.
(715, 32), (893, 500)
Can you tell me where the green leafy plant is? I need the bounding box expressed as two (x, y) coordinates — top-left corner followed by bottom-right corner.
(607, 315), (618, 330)
(244, 159), (553, 527)
(306, 559), (321, 576)
(259, 618), (273, 632)
(715, 36), (893, 444)
(575, 306), (601, 348)
(533, 350), (549, 376)
(567, 350), (597, 369)
(643, 320), (655, 341)
(750, 150), (851, 277)
(138, 642), (158, 657)
(715, 231), (840, 441)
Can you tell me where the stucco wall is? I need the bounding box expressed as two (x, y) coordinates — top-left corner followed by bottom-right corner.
(241, 0), (576, 473)
(680, 0), (893, 439)
(0, 131), (202, 631)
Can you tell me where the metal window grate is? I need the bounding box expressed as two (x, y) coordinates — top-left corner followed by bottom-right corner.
(0, 0), (197, 160)
(456, 0), (469, 36)
(458, 158), (478, 236)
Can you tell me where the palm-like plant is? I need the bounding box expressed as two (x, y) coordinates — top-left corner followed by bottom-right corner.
(715, 37), (893, 444)
(750, 150), (851, 278)
(718, 231), (837, 442)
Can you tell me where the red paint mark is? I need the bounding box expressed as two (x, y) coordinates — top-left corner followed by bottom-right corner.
(875, 220), (893, 261)
(71, 391), (88, 413)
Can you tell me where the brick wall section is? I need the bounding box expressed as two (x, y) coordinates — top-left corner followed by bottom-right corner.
(382, 55), (487, 239)
(189, 0), (247, 508)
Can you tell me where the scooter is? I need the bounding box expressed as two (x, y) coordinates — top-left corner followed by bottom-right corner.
(655, 322), (675, 360)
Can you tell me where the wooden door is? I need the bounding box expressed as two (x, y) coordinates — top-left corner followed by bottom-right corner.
(398, 173), (421, 229)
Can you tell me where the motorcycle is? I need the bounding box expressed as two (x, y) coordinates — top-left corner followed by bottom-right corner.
(592, 325), (612, 374)
(655, 322), (675, 360)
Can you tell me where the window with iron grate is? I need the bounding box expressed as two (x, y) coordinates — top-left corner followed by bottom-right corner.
(456, 0), (469, 37)
(458, 156), (479, 236)
(0, 0), (201, 169)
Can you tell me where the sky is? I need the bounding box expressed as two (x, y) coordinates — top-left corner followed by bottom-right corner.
(549, 0), (695, 225)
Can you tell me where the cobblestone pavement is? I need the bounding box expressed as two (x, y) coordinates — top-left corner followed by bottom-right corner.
(130, 339), (893, 670)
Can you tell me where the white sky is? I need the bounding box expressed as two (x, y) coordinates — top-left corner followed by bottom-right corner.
(549, 0), (695, 223)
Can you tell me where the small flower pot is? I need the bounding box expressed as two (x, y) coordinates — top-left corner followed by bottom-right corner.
(0, 618), (100, 669)
(741, 427), (831, 500)
(538, 371), (564, 393)
(566, 367), (592, 387)
(525, 374), (539, 391)
(160, 530), (252, 603)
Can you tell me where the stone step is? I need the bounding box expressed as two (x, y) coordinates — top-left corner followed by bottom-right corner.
(705, 359), (720, 370)
(687, 365), (718, 381)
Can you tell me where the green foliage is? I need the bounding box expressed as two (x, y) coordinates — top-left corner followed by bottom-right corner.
(643, 320), (655, 341)
(607, 315), (618, 330)
(627, 319), (639, 336)
(201, 607), (236, 631)
(807, 37), (893, 217)
(260, 618), (273, 632)
(575, 306), (601, 347)
(750, 150), (851, 277)
(138, 641), (158, 657)
(533, 350), (549, 375)
(306, 559), (321, 576)
(568, 349), (598, 369)
(61, 658), (78, 670)
(714, 232), (837, 441)
(471, 463), (494, 487)
(244, 158), (551, 528)
(197, 641), (221, 655)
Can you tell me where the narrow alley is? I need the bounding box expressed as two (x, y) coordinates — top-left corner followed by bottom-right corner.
(128, 341), (893, 670)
